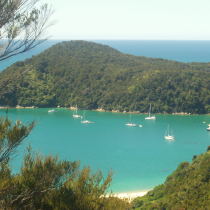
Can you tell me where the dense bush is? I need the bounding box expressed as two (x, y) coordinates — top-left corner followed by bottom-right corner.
(0, 41), (210, 113)
(132, 148), (210, 209)
(0, 119), (130, 209)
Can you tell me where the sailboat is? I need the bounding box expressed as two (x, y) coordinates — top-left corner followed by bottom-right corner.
(48, 109), (55, 113)
(81, 111), (94, 124)
(125, 113), (138, 127)
(145, 104), (156, 120)
(72, 105), (82, 118)
(164, 125), (175, 141)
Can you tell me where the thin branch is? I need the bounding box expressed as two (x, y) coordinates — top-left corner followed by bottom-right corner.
(0, 0), (53, 61)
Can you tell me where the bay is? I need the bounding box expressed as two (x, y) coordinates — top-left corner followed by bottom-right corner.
(1, 40), (210, 192)
(1, 109), (210, 192)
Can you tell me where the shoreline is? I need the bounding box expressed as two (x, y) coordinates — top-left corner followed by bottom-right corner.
(0, 106), (208, 115)
(94, 109), (192, 115)
(108, 190), (149, 201)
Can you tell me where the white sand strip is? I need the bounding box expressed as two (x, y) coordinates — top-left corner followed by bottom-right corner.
(108, 190), (150, 201)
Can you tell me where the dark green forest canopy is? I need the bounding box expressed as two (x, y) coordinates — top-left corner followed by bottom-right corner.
(0, 40), (210, 113)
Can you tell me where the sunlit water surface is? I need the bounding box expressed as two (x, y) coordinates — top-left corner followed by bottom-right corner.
(1, 109), (209, 192)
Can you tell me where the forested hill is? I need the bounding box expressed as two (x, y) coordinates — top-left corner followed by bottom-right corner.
(0, 40), (210, 113)
(132, 147), (210, 209)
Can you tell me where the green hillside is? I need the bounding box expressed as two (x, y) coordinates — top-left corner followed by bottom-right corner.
(0, 40), (210, 113)
(132, 147), (210, 209)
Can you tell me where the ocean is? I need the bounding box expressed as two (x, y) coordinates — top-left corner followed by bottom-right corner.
(95, 40), (210, 62)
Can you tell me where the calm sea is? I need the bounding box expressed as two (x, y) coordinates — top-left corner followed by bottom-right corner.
(1, 41), (210, 192)
(1, 109), (209, 192)
(1, 40), (210, 71)
(95, 40), (210, 62)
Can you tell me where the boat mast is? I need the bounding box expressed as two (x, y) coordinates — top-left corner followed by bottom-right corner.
(149, 104), (151, 117)
(75, 105), (78, 114)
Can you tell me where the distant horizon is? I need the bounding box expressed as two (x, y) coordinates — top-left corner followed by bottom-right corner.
(48, 39), (210, 41)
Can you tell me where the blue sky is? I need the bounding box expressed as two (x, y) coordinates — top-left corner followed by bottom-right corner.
(47, 0), (210, 40)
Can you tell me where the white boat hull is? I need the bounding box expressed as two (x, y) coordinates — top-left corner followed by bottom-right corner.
(81, 120), (94, 124)
(145, 104), (156, 120)
(125, 123), (138, 127)
(145, 116), (156, 120)
(164, 135), (175, 141)
(73, 114), (82, 118)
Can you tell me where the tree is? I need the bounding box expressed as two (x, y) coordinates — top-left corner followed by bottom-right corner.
(0, 147), (130, 209)
(0, 0), (52, 162)
(0, 2), (129, 209)
(0, 0), (52, 61)
(0, 118), (34, 163)
(132, 148), (210, 209)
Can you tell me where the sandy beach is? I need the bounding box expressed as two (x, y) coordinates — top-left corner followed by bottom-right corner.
(109, 190), (149, 201)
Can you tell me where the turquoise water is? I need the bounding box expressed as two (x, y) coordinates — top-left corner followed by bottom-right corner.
(1, 109), (210, 192)
(1, 41), (210, 192)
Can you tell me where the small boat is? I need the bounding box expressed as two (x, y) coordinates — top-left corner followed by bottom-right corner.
(164, 125), (175, 141)
(145, 104), (156, 120)
(72, 105), (82, 118)
(48, 109), (55, 113)
(165, 135), (175, 141)
(81, 120), (94, 124)
(125, 114), (138, 127)
(207, 125), (210, 131)
(81, 112), (94, 124)
(73, 114), (82, 118)
(125, 122), (138, 127)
